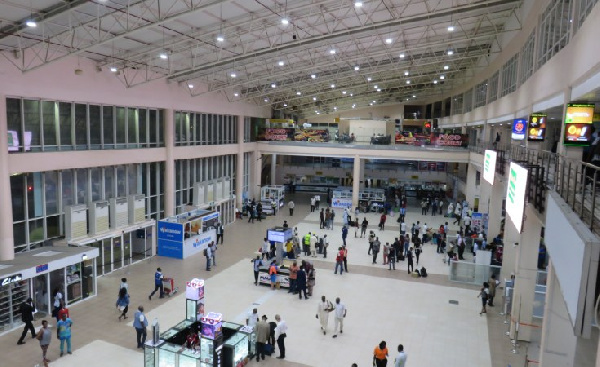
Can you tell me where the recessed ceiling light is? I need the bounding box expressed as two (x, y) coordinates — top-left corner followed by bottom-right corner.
(271, 83), (276, 88)
(25, 20), (37, 28)
(372, 100), (376, 103)
(264, 98), (269, 102)
(440, 75), (445, 80)
(433, 80), (438, 84)
(159, 53), (168, 60)
(412, 95), (416, 98)
(352, 105), (356, 109)
(385, 38), (392, 44)
(444, 65), (449, 70)
(404, 71), (409, 76)
(355, 1), (363, 8)
(374, 85), (378, 89)
(109, 66), (118, 73)
(369, 103), (373, 106)
(216, 35), (225, 42)
(316, 112), (320, 115)
(350, 93), (353, 97)
(311, 74), (316, 79)
(283, 103), (288, 107)
(234, 92), (239, 97)
(447, 49), (454, 56)
(334, 107), (338, 110)
(329, 49), (336, 55)
(188, 84), (194, 89)
(278, 61), (285, 66)
(313, 97), (317, 101)
(354, 66), (360, 71)
(399, 53), (405, 58)
(342, 91), (347, 95)
(406, 80), (411, 84)
(230, 72), (236, 78)
(296, 91), (302, 95)
(331, 84), (335, 88)
(281, 18), (289, 26)
(315, 110), (318, 113)
(367, 77), (372, 81)
(448, 25), (455, 32)
(377, 88), (381, 92)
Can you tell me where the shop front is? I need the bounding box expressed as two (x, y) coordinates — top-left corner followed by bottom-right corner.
(0, 246), (99, 334)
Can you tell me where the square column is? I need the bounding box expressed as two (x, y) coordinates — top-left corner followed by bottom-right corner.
(270, 154), (277, 186)
(163, 109), (175, 217)
(352, 155), (361, 209)
(487, 177), (506, 244)
(252, 151), (262, 201)
(236, 115), (244, 209)
(0, 95), (14, 260)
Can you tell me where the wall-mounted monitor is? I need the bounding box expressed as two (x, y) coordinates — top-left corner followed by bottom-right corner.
(483, 150), (497, 185)
(511, 119), (526, 141)
(506, 163), (528, 233)
(564, 103), (594, 146)
(527, 113), (546, 141)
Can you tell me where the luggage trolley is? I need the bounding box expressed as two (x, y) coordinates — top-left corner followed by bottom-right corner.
(162, 277), (179, 297)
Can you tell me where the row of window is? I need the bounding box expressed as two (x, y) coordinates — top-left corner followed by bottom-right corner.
(449, 0), (589, 116)
(174, 111), (238, 145)
(6, 98), (165, 152)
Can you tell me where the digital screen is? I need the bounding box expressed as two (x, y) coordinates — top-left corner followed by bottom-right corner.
(527, 113), (546, 141)
(564, 104), (594, 146)
(565, 103), (594, 125)
(267, 230), (285, 243)
(506, 163), (528, 233)
(483, 150), (497, 185)
(511, 119), (526, 141)
(564, 123), (593, 146)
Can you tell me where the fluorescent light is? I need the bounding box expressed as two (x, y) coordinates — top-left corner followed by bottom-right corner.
(313, 97), (317, 101)
(404, 71), (409, 76)
(25, 20), (37, 28)
(447, 49), (454, 55)
(448, 25), (454, 32)
(377, 88), (381, 92)
(283, 103), (288, 107)
(406, 80), (411, 84)
(329, 49), (336, 55)
(281, 18), (289, 26)
(367, 77), (372, 81)
(350, 93), (353, 97)
(372, 100), (376, 103)
(399, 53), (405, 58)
(354, 66), (360, 71)
(342, 91), (347, 95)
(188, 84), (194, 89)
(230, 72), (237, 78)
(433, 80), (438, 84)
(234, 92), (239, 97)
(385, 38), (392, 44)
(412, 95), (416, 98)
(109, 66), (118, 73)
(331, 84), (335, 88)
(278, 61), (285, 66)
(352, 105), (356, 109)
(440, 75), (445, 80)
(374, 85), (378, 89)
(355, 1), (363, 8)
(369, 103), (373, 106)
(334, 107), (338, 110)
(264, 98), (269, 102)
(271, 83), (276, 88)
(444, 65), (449, 70)
(296, 91), (302, 95)
(216, 35), (225, 42)
(311, 74), (316, 79)
(159, 53), (168, 59)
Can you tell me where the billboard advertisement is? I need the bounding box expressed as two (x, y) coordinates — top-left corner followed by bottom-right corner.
(506, 163), (528, 233)
(564, 103), (594, 146)
(483, 150), (497, 185)
(527, 113), (546, 141)
(511, 119), (527, 141)
(293, 129), (330, 142)
(257, 128), (295, 141)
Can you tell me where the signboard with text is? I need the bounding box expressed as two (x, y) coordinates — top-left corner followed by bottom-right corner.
(506, 163), (528, 233)
(483, 150), (497, 185)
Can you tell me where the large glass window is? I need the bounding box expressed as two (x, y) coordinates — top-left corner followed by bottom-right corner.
(127, 108), (138, 148)
(519, 30), (536, 85)
(42, 101), (58, 150)
(59, 102), (72, 150)
(488, 71), (499, 103)
(577, 0), (599, 31)
(90, 168), (102, 202)
(7, 98), (22, 152)
(139, 109), (148, 147)
(11, 175), (25, 222)
(104, 167), (114, 200)
(45, 171), (59, 215)
(89, 105), (102, 148)
(74, 103), (88, 149)
(500, 54), (518, 97)
(61, 170), (74, 207)
(451, 95), (463, 115)
(23, 100), (41, 152)
(463, 89), (473, 113)
(103, 106), (114, 149)
(28, 172), (43, 219)
(76, 169), (88, 204)
(537, 0), (572, 68)
(116, 107), (126, 148)
(474, 81), (488, 108)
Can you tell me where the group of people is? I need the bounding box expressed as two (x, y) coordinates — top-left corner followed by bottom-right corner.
(373, 341), (408, 367)
(246, 309), (288, 361)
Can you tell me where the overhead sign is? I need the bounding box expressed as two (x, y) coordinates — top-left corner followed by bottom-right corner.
(483, 150), (497, 185)
(527, 113), (546, 141)
(1, 273), (23, 286)
(511, 119), (526, 140)
(506, 163), (528, 233)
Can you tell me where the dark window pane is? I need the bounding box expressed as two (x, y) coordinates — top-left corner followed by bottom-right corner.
(42, 101), (57, 149)
(29, 218), (44, 243)
(174, 112), (182, 144)
(11, 175), (25, 221)
(23, 99), (41, 151)
(74, 104), (87, 149)
(116, 107), (126, 146)
(158, 112), (164, 146)
(45, 171), (59, 215)
(62, 170), (74, 207)
(13, 222), (26, 250)
(139, 109), (147, 147)
(76, 169), (88, 204)
(103, 106), (114, 148)
(91, 167), (101, 201)
(7, 98), (22, 152)
(59, 102), (72, 149)
(28, 172), (43, 219)
(128, 164), (138, 195)
(89, 105), (101, 147)
(149, 110), (157, 146)
(127, 108), (138, 147)
(46, 216), (60, 238)
(105, 167), (114, 199)
(117, 166), (126, 197)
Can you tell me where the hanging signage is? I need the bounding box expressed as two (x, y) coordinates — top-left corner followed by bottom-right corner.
(527, 113), (547, 141)
(511, 119), (527, 140)
(483, 150), (497, 185)
(1, 273), (23, 286)
(506, 163), (528, 233)
(564, 103), (595, 146)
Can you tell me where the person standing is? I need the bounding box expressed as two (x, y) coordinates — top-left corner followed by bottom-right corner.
(255, 315), (270, 362)
(341, 225), (348, 247)
(478, 282), (489, 315)
(400, 221), (406, 236)
(36, 320), (52, 365)
(17, 297), (36, 345)
(372, 238), (381, 264)
(322, 234), (329, 258)
(133, 306), (148, 349)
(252, 256), (263, 286)
(407, 248), (414, 274)
(274, 314), (288, 359)
(296, 266), (308, 299)
(269, 261), (279, 290)
(262, 238), (270, 260)
(248, 203), (255, 223)
(216, 222), (224, 244)
(379, 213), (387, 230)
(438, 199), (444, 215)
(316, 296), (332, 335)
(116, 287), (130, 321)
(342, 245), (349, 273)
(373, 340), (389, 367)
(287, 261), (298, 293)
(315, 195), (321, 209)
(331, 297), (347, 338)
(204, 244), (213, 271)
(320, 209), (325, 229)
(399, 206), (406, 222)
(57, 313), (73, 357)
(361, 217), (369, 238)
(247, 308), (259, 328)
(368, 231), (375, 255)
(310, 197), (316, 212)
(310, 233), (317, 257)
(383, 242), (390, 265)
(288, 200), (295, 216)
(149, 267), (164, 300)
(334, 247), (344, 275)
(394, 344), (407, 367)
(488, 274), (498, 306)
(51, 288), (63, 319)
(211, 242), (218, 267)
(388, 244), (396, 270)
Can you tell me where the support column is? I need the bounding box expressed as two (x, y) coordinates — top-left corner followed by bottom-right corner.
(478, 180), (492, 215)
(499, 214), (521, 288)
(487, 176), (505, 244)
(0, 95), (14, 260)
(509, 205), (543, 341)
(236, 115), (244, 209)
(359, 157), (365, 189)
(252, 151), (262, 201)
(163, 109), (175, 217)
(464, 163), (479, 208)
(270, 154), (277, 186)
(352, 155), (361, 209)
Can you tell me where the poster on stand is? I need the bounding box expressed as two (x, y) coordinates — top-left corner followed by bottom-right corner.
(331, 198), (353, 208)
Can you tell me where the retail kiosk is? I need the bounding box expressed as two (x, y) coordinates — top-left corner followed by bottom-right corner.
(145, 278), (256, 367)
(260, 185), (285, 215)
(331, 188), (353, 209)
(157, 209), (219, 259)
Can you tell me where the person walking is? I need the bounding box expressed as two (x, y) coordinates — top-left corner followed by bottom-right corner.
(315, 195), (321, 209)
(316, 296), (332, 335)
(310, 197), (316, 212)
(379, 213), (387, 230)
(149, 267), (164, 300)
(274, 314), (288, 359)
(288, 200), (295, 216)
(414, 244), (421, 265)
(17, 297), (36, 345)
(407, 247), (414, 274)
(400, 221), (406, 236)
(388, 244), (396, 270)
(438, 199), (444, 216)
(133, 306), (148, 349)
(320, 209), (325, 229)
(332, 297), (347, 338)
(216, 222), (224, 244)
(334, 247), (344, 275)
(247, 308), (259, 328)
(373, 341), (389, 367)
(288, 261), (298, 293)
(36, 320), (52, 366)
(262, 238), (270, 260)
(372, 237), (381, 264)
(394, 344), (407, 367)
(322, 234), (329, 258)
(252, 256), (263, 286)
(383, 242), (390, 265)
(116, 287), (130, 321)
(341, 225), (348, 246)
(57, 313), (73, 357)
(360, 217), (368, 237)
(368, 231), (375, 255)
(342, 245), (349, 273)
(255, 315), (270, 362)
(478, 282), (490, 315)
(205, 244), (213, 271)
(269, 261), (279, 290)
(296, 266), (308, 299)
(310, 233), (317, 258)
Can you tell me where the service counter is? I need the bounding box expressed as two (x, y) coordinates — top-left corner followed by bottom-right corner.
(257, 266), (290, 289)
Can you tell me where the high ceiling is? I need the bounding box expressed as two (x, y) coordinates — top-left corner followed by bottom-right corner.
(0, 0), (523, 117)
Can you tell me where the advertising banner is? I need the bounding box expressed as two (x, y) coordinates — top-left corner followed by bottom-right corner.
(511, 119), (527, 141)
(564, 103), (594, 146)
(395, 132), (431, 145)
(471, 212), (488, 234)
(528, 113), (547, 141)
(183, 229), (216, 259)
(506, 163), (528, 233)
(430, 133), (469, 147)
(483, 150), (497, 185)
(331, 197), (353, 209)
(257, 128), (295, 141)
(293, 129), (330, 142)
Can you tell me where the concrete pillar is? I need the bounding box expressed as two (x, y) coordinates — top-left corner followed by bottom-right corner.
(0, 95), (14, 260)
(359, 157), (365, 189)
(235, 115), (244, 209)
(163, 109), (175, 217)
(509, 205), (543, 341)
(352, 155), (361, 209)
(499, 210), (521, 286)
(487, 175), (505, 243)
(478, 180), (492, 215)
(464, 163), (479, 208)
(252, 151), (262, 201)
(270, 154), (277, 186)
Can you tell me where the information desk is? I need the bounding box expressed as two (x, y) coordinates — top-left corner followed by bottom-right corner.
(257, 266), (290, 288)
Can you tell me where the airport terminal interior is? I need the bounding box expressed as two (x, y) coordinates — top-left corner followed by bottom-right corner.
(0, 0), (600, 366)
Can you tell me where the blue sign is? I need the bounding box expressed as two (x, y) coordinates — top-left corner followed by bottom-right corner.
(202, 212), (220, 222)
(511, 119), (526, 141)
(157, 239), (183, 259)
(36, 264), (48, 273)
(157, 221), (184, 242)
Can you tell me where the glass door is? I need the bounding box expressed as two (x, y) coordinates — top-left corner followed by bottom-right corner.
(132, 229), (146, 262)
(102, 238), (112, 274)
(33, 274), (49, 315)
(66, 263), (82, 304)
(91, 241), (103, 276)
(81, 259), (94, 299)
(123, 232), (132, 266)
(113, 235), (123, 270)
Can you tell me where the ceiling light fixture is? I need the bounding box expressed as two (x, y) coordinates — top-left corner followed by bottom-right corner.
(188, 84), (194, 89)
(334, 107), (337, 110)
(296, 91), (302, 95)
(331, 84), (335, 88)
(374, 85), (378, 89)
(159, 52), (168, 60)
(311, 74), (316, 79)
(404, 71), (409, 76)
(216, 35), (224, 42)
(281, 18), (289, 26)
(367, 77), (372, 81)
(230, 72), (237, 78)
(350, 93), (353, 97)
(412, 95), (416, 98)
(372, 100), (376, 103)
(264, 98), (269, 102)
(433, 80), (438, 84)
(234, 92), (239, 97)
(342, 91), (347, 95)
(399, 53), (405, 58)
(447, 49), (454, 56)
(354, 66), (360, 71)
(271, 83), (276, 88)
(369, 103), (373, 106)
(25, 20), (37, 28)
(110, 66), (118, 73)
(440, 75), (445, 80)
(278, 61), (285, 66)
(355, 1), (363, 8)
(385, 38), (392, 44)
(313, 97), (317, 101)
(377, 88), (381, 92)
(283, 103), (288, 107)
(448, 25), (455, 32)
(406, 80), (411, 84)
(329, 49), (336, 55)
(444, 65), (449, 70)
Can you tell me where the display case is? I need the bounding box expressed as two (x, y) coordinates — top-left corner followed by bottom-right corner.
(199, 337), (214, 365)
(66, 263), (82, 304)
(238, 326), (256, 359)
(180, 348), (202, 367)
(158, 342), (180, 367)
(222, 332), (249, 367)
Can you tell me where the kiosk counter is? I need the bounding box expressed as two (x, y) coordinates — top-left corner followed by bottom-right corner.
(157, 209), (219, 259)
(257, 266), (290, 289)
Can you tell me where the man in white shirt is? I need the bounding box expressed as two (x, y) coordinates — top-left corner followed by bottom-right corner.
(394, 344), (407, 367)
(400, 221), (406, 235)
(247, 308), (259, 328)
(288, 201), (295, 216)
(310, 197), (316, 212)
(316, 296), (332, 335)
(274, 314), (288, 359)
(332, 297), (347, 338)
(262, 238), (270, 260)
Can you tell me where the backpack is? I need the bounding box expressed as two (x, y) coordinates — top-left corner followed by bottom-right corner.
(203, 248), (208, 256)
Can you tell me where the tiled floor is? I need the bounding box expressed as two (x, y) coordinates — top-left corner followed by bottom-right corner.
(0, 194), (527, 367)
